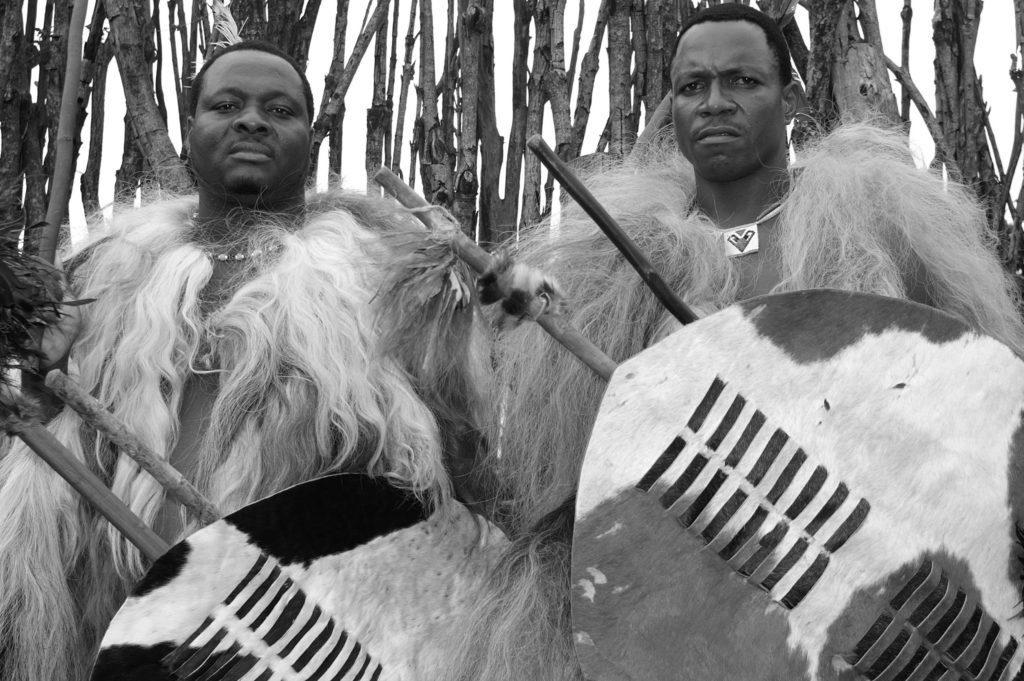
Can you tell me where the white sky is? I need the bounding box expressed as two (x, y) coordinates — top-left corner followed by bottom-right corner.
(65, 2), (1023, 236)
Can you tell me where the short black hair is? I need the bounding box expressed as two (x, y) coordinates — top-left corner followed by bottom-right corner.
(188, 40), (315, 123)
(673, 4), (793, 87)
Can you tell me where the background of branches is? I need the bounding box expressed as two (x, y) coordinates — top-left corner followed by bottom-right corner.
(4, 0), (1024, 274)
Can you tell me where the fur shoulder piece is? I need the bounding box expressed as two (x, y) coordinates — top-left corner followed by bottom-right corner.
(305, 189), (423, 236)
(779, 121), (1024, 355)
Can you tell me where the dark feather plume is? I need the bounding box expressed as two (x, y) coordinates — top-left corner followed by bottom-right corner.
(0, 237), (65, 373)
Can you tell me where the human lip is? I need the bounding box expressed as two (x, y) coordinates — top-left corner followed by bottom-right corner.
(696, 126), (742, 141)
(228, 142), (273, 159)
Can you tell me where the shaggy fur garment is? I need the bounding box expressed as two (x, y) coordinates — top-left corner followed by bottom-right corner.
(443, 123), (1024, 681)
(0, 192), (481, 681)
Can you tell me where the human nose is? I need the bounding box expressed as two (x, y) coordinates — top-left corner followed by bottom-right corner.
(231, 106), (269, 134)
(700, 80), (735, 115)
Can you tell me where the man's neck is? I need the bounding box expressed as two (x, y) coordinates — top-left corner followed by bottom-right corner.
(193, 193), (306, 244)
(694, 169), (789, 229)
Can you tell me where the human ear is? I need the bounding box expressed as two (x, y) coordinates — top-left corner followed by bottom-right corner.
(782, 81), (806, 123)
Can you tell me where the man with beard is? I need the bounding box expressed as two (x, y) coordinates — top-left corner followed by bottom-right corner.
(446, 5), (1024, 680)
(0, 41), (487, 681)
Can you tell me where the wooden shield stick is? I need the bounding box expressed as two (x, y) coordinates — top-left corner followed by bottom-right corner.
(526, 135), (700, 326)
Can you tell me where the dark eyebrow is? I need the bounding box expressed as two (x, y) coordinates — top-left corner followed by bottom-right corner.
(674, 63), (772, 79)
(202, 86), (301, 103)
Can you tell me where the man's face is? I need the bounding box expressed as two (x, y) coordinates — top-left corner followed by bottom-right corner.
(187, 50), (312, 209)
(671, 21), (797, 184)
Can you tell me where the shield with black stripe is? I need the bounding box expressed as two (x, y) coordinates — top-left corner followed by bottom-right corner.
(90, 474), (507, 680)
(572, 290), (1024, 681)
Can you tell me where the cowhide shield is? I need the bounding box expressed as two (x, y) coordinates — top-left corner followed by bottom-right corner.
(573, 289), (1024, 681)
(91, 474), (507, 681)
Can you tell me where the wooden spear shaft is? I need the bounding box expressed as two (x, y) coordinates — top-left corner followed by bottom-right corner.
(526, 135), (699, 326)
(374, 166), (618, 381)
(45, 370), (222, 525)
(0, 403), (169, 562)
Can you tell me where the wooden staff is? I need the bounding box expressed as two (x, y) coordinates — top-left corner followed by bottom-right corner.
(0, 392), (169, 562)
(374, 166), (618, 382)
(526, 135), (700, 326)
(45, 370), (222, 525)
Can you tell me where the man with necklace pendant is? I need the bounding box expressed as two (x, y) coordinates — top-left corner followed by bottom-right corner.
(447, 5), (1024, 681)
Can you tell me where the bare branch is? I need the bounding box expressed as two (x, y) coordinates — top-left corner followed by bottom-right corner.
(884, 55), (959, 176)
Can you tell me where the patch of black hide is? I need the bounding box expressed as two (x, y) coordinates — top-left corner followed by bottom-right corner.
(130, 541), (191, 597)
(90, 643), (177, 680)
(741, 290), (968, 364)
(225, 474), (429, 567)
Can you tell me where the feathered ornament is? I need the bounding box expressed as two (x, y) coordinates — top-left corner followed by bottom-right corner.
(209, 0), (243, 49)
(0, 232), (67, 375)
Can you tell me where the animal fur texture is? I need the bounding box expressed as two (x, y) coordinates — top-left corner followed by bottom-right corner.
(0, 192), (487, 681)
(445, 122), (1024, 681)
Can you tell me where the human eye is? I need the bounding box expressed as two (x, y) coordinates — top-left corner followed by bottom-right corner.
(269, 105), (294, 116)
(212, 101), (238, 112)
(732, 75), (759, 87)
(678, 80), (704, 95)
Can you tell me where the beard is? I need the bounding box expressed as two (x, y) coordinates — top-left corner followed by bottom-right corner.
(222, 173), (268, 198)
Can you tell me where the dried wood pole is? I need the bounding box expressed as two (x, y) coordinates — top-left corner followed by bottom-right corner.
(45, 370), (222, 525)
(0, 388), (170, 561)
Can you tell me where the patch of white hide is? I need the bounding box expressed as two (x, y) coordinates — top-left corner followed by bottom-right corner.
(576, 302), (1024, 681)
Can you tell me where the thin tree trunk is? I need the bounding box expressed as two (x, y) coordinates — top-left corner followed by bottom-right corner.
(796, 0), (848, 145)
(383, 0), (400, 168)
(833, 0), (898, 122)
(417, 0), (453, 205)
(933, 0), (1002, 255)
(105, 0), (192, 192)
(451, 0), (486, 235)
(899, 0), (912, 122)
(114, 113), (146, 205)
(81, 42), (113, 218)
(0, 0), (27, 241)
(606, 0), (633, 158)
(169, 0), (189, 141)
(569, 0), (609, 159)
(391, 0), (418, 176)
(476, 0), (506, 245)
(643, 0), (664, 121)
(630, 0), (646, 126)
(312, 0), (348, 182)
(231, 0), (267, 41)
(541, 0), (572, 214)
(522, 0), (547, 226)
(365, 8), (390, 195)
(311, 0), (389, 179)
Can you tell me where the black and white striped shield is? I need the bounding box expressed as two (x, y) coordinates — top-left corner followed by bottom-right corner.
(572, 290), (1024, 681)
(90, 474), (507, 681)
